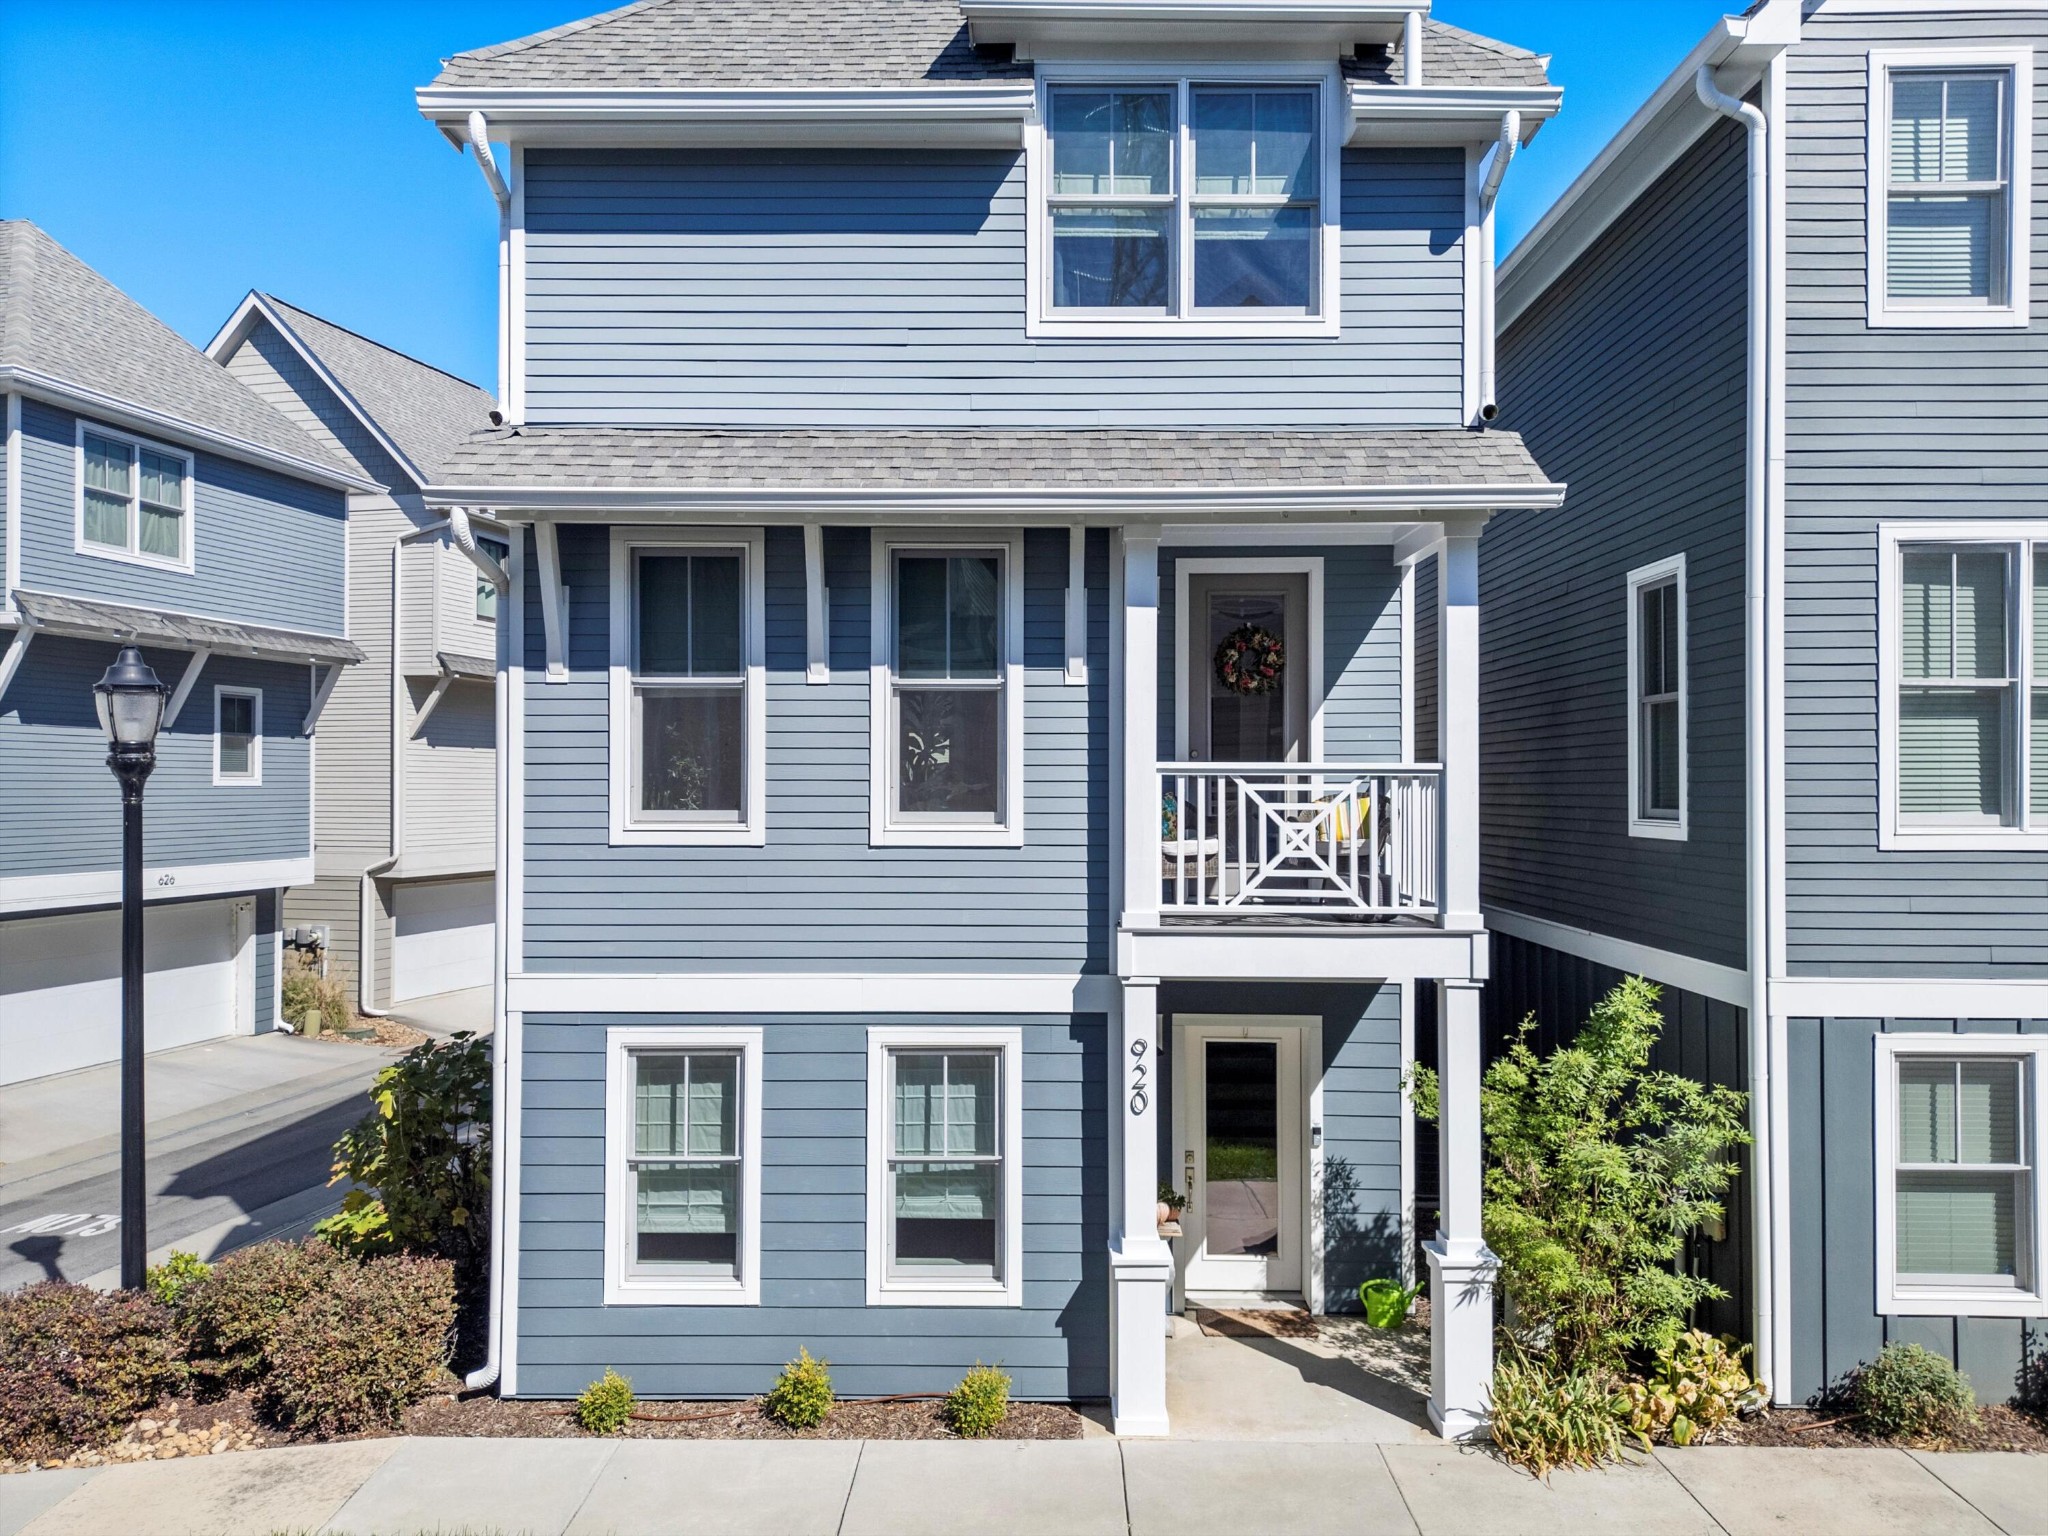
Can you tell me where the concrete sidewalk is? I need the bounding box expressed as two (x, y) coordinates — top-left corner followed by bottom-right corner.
(3, 1435), (2042, 1536)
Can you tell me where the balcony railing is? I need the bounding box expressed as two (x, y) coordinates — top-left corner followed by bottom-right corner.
(1156, 763), (1441, 919)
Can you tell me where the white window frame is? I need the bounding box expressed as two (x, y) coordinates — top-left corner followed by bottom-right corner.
(1866, 47), (2034, 329)
(212, 685), (262, 786)
(1626, 554), (1688, 840)
(1873, 1032), (2047, 1318)
(603, 1025), (764, 1306)
(868, 529), (1026, 848)
(607, 526), (767, 847)
(1877, 521), (2048, 848)
(73, 420), (195, 573)
(864, 1025), (1025, 1308)
(1025, 62), (1343, 339)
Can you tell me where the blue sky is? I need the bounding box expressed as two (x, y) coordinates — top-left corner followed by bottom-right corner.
(0, 1), (1730, 394)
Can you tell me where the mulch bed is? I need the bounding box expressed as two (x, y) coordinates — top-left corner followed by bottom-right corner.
(404, 1390), (1084, 1442)
(1719, 1403), (2048, 1453)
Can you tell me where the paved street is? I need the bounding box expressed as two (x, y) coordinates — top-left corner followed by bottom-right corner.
(2, 1436), (2043, 1536)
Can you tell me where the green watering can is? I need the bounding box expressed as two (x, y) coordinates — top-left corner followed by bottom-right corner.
(1359, 1278), (1422, 1328)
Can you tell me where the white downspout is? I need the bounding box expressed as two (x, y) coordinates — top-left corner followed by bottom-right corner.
(449, 505), (510, 596)
(1402, 9), (1422, 87)
(1695, 61), (1778, 1403)
(1474, 110), (1520, 423)
(467, 112), (514, 420)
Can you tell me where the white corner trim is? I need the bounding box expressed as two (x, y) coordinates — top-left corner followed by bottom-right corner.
(1871, 1032), (2048, 1318)
(508, 971), (1118, 1016)
(1484, 905), (1750, 1009)
(4, 391), (20, 621)
(1065, 524), (1088, 686)
(161, 648), (212, 730)
(211, 684), (263, 786)
(510, 144), (529, 428)
(868, 528), (1026, 848)
(1170, 555), (1326, 762)
(1399, 559), (1416, 761)
(603, 1025), (764, 1307)
(1626, 552), (1688, 841)
(1865, 47), (2033, 330)
(0, 855), (315, 916)
(72, 418), (196, 575)
(804, 522), (829, 685)
(534, 521), (568, 684)
(864, 1024), (1026, 1308)
(606, 525), (768, 847)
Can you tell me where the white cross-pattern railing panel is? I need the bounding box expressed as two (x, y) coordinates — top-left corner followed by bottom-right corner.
(1157, 763), (1441, 918)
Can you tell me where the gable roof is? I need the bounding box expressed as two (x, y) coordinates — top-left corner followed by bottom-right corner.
(211, 293), (498, 487)
(0, 221), (366, 490)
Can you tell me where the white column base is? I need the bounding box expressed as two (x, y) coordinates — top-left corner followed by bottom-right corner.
(1110, 1239), (1173, 1437)
(1424, 1235), (1495, 1440)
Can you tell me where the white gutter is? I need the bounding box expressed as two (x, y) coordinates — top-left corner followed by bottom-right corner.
(1695, 59), (1779, 1406)
(449, 505), (510, 594)
(1473, 109), (1520, 423)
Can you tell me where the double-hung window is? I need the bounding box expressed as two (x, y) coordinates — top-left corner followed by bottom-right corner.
(605, 1028), (762, 1305)
(1627, 556), (1686, 839)
(78, 424), (192, 570)
(1876, 1037), (2046, 1317)
(866, 1028), (1024, 1306)
(1868, 50), (2032, 326)
(213, 687), (261, 786)
(1037, 75), (1335, 334)
(608, 529), (766, 845)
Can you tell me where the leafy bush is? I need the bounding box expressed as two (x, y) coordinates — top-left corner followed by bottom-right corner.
(178, 1239), (351, 1388)
(1852, 1343), (1977, 1443)
(281, 960), (351, 1036)
(2017, 1338), (2048, 1419)
(945, 1363), (1011, 1437)
(1618, 1330), (1765, 1448)
(316, 1032), (492, 1286)
(763, 1348), (834, 1430)
(577, 1369), (636, 1434)
(1486, 1345), (1628, 1478)
(263, 1253), (455, 1437)
(144, 1250), (212, 1309)
(0, 1283), (182, 1460)
(1412, 977), (1750, 1373)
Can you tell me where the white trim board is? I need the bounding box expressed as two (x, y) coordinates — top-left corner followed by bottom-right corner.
(1484, 906), (1749, 1009)
(1171, 555), (1326, 762)
(4, 392), (21, 623)
(509, 971), (1118, 1016)
(1773, 977), (2048, 1019)
(0, 856), (313, 917)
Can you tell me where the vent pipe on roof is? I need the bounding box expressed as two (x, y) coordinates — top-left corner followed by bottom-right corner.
(1402, 10), (1422, 86)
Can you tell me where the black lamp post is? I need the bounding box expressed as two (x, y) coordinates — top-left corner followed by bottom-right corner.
(94, 645), (166, 1292)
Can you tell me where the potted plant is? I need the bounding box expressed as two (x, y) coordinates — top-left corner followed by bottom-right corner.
(1156, 1184), (1187, 1233)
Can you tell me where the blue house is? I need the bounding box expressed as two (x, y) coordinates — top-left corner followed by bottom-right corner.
(1488, 0), (2047, 1410)
(417, 0), (1564, 1435)
(0, 223), (370, 1083)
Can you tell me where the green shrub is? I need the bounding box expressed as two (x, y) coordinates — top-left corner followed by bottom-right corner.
(1852, 1343), (1977, 1443)
(144, 1250), (212, 1309)
(763, 1347), (834, 1430)
(316, 1033), (492, 1287)
(577, 1368), (636, 1434)
(263, 1252), (456, 1437)
(0, 1283), (182, 1460)
(281, 961), (350, 1036)
(1618, 1330), (1766, 1448)
(178, 1239), (351, 1388)
(2017, 1343), (2047, 1419)
(1412, 977), (1750, 1373)
(1486, 1345), (1628, 1479)
(944, 1363), (1011, 1437)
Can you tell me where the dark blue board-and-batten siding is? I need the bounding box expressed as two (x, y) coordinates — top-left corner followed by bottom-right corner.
(515, 1012), (1109, 1400)
(519, 146), (1468, 429)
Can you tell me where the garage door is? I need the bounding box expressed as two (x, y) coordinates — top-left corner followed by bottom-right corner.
(0, 899), (251, 1084)
(391, 877), (494, 1003)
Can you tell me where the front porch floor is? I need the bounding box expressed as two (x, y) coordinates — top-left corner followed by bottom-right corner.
(1165, 1312), (1436, 1443)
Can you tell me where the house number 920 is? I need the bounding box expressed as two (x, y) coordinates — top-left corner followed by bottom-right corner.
(1128, 1039), (1150, 1116)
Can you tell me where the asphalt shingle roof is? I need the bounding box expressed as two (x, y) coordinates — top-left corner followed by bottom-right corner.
(256, 296), (498, 483)
(1345, 18), (1552, 90)
(13, 589), (364, 664)
(434, 426), (1553, 492)
(0, 222), (355, 480)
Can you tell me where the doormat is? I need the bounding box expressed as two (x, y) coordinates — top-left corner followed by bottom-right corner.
(1191, 1307), (1319, 1341)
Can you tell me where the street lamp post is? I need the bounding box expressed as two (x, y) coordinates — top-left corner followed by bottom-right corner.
(94, 645), (166, 1292)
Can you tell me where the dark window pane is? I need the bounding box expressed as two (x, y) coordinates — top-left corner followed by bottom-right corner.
(899, 688), (1000, 815)
(1192, 207), (1313, 310)
(690, 556), (743, 675)
(640, 687), (744, 816)
(638, 555), (693, 674)
(1644, 699), (1680, 816)
(1052, 207), (1172, 309)
(948, 556), (1000, 678)
(898, 556), (950, 678)
(1660, 582), (1681, 693)
(1205, 1040), (1280, 1258)
(220, 694), (254, 737)
(894, 1162), (998, 1269)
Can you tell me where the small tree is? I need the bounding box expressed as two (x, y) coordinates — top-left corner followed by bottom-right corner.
(1414, 976), (1750, 1373)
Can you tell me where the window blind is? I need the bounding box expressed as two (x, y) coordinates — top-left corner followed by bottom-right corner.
(1896, 1056), (2027, 1282)
(1888, 71), (2006, 302)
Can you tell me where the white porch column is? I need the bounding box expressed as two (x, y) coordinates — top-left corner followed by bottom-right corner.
(1425, 978), (1494, 1438)
(1436, 529), (1482, 929)
(1110, 975), (1172, 1436)
(1121, 530), (1161, 929)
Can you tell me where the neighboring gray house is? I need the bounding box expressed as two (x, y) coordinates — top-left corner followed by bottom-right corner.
(0, 223), (370, 1083)
(206, 296), (502, 1014)
(1488, 0), (2047, 1408)
(415, 0), (1568, 1437)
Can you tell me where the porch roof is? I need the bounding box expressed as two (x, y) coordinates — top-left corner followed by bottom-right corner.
(11, 589), (365, 666)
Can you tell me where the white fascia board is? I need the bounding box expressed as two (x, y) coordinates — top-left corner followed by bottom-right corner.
(510, 971), (1119, 1016)
(1344, 85), (1562, 145)
(1497, 0), (1800, 331)
(0, 856), (314, 916)
(417, 86), (1037, 147)
(0, 368), (380, 496)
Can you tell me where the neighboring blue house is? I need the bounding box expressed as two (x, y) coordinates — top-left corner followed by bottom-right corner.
(0, 222), (370, 1083)
(1488, 0), (2047, 1408)
(416, 0), (1566, 1435)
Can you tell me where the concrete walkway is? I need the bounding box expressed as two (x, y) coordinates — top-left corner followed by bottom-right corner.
(2, 1436), (2041, 1536)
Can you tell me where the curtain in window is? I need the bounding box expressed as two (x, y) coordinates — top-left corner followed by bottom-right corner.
(1888, 73), (2004, 300)
(83, 435), (129, 549)
(137, 450), (183, 560)
(632, 1052), (739, 1268)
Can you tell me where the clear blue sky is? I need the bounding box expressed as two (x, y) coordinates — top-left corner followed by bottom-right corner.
(0, 1), (1732, 395)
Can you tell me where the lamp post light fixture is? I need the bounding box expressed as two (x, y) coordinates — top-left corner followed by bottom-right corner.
(94, 645), (166, 1292)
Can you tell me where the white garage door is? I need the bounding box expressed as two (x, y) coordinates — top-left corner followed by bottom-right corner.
(0, 899), (252, 1085)
(391, 877), (494, 1003)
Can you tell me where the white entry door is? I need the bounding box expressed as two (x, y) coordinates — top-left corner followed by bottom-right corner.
(1176, 1020), (1304, 1297)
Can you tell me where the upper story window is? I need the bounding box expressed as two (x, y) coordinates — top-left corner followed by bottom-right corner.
(1627, 555), (1687, 840)
(607, 528), (766, 847)
(213, 686), (261, 786)
(78, 424), (192, 571)
(1868, 49), (2033, 328)
(1032, 74), (1339, 338)
(476, 534), (510, 621)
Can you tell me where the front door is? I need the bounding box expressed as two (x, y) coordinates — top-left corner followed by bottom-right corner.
(1178, 1022), (1303, 1297)
(1186, 572), (1310, 764)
